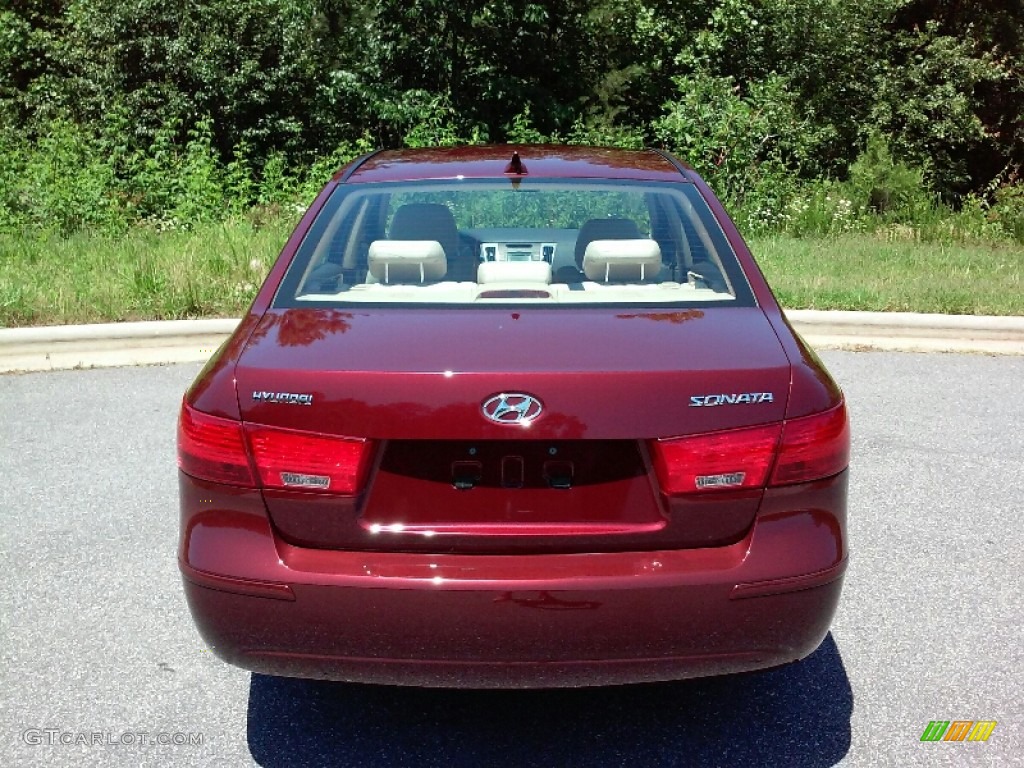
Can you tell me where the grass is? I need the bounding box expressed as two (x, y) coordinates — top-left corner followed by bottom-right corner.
(0, 217), (294, 327)
(0, 220), (1021, 327)
(751, 234), (1023, 315)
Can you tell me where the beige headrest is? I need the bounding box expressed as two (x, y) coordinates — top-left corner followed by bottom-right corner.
(582, 239), (662, 282)
(368, 240), (447, 284)
(477, 261), (552, 285)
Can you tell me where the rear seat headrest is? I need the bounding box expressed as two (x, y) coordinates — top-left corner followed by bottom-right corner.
(574, 217), (642, 268)
(582, 239), (662, 283)
(477, 261), (552, 285)
(368, 240), (447, 284)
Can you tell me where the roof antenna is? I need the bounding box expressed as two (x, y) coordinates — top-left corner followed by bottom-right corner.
(504, 151), (527, 176)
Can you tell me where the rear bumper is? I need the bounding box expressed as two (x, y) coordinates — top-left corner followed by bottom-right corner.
(179, 471), (848, 688)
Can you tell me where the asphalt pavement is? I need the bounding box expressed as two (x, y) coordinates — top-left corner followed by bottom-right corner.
(1, 352), (1022, 767)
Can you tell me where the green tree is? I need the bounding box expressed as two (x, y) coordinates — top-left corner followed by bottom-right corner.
(54, 0), (369, 162)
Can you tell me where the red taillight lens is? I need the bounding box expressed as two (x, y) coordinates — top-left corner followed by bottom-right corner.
(178, 401), (374, 494)
(770, 402), (849, 486)
(177, 402), (255, 486)
(652, 423), (782, 495)
(652, 402), (850, 495)
(245, 425), (373, 495)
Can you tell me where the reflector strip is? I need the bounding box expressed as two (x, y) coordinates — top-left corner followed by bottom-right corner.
(280, 472), (330, 489)
(696, 472), (746, 489)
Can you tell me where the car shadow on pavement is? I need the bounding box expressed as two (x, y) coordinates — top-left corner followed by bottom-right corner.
(246, 633), (851, 768)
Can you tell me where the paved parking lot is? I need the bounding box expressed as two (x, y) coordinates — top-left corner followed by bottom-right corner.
(1, 350), (1021, 767)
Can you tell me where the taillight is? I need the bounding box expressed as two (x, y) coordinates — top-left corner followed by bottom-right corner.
(652, 401), (849, 495)
(652, 423), (782, 494)
(177, 401), (374, 494)
(246, 425), (373, 495)
(770, 402), (849, 486)
(177, 402), (255, 486)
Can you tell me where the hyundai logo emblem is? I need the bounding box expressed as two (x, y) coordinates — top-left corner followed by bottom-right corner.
(481, 393), (543, 426)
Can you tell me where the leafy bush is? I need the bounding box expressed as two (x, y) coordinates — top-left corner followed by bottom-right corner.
(1, 120), (123, 236)
(846, 134), (933, 220)
(989, 185), (1024, 243)
(654, 72), (808, 206)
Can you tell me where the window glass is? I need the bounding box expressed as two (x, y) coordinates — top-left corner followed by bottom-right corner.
(274, 180), (753, 307)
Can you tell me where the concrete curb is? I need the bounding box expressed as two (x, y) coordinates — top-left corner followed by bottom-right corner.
(782, 310), (1024, 355)
(1, 310), (1022, 373)
(0, 318), (240, 343)
(0, 319), (238, 373)
(786, 309), (1024, 332)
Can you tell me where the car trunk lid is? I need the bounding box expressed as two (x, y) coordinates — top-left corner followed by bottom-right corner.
(234, 307), (790, 553)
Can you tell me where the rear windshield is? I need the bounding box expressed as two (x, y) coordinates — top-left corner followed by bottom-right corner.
(274, 179), (754, 308)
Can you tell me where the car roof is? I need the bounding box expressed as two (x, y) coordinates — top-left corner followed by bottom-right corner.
(336, 145), (691, 184)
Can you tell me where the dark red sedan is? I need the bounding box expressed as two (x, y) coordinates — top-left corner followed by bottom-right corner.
(178, 145), (849, 688)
